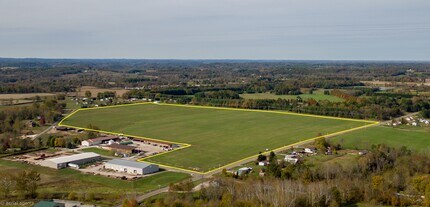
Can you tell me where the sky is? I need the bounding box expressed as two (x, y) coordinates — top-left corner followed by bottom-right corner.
(0, 0), (430, 60)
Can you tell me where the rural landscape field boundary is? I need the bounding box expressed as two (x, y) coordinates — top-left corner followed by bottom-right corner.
(59, 102), (379, 174)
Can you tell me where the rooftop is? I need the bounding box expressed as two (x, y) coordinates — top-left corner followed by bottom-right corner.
(107, 143), (136, 150)
(33, 201), (64, 207)
(106, 159), (155, 168)
(88, 135), (118, 142)
(47, 152), (100, 164)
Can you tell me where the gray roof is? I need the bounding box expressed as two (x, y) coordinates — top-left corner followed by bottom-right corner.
(47, 152), (100, 164)
(106, 159), (155, 169)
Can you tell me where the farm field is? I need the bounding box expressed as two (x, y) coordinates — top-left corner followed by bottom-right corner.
(331, 125), (430, 152)
(240, 91), (343, 102)
(61, 103), (374, 172)
(0, 93), (55, 99)
(77, 86), (129, 97)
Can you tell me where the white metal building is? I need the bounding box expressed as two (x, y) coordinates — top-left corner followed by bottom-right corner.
(81, 135), (118, 147)
(40, 152), (101, 169)
(104, 159), (159, 175)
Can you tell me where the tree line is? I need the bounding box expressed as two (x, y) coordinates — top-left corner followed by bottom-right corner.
(145, 144), (430, 207)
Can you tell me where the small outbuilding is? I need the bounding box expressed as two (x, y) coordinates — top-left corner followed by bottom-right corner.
(104, 159), (159, 175)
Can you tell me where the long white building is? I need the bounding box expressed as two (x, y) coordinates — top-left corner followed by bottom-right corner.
(104, 159), (159, 175)
(40, 152), (101, 169)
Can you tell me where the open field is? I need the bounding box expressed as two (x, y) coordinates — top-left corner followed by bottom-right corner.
(331, 125), (430, 152)
(0, 159), (190, 196)
(0, 93), (55, 99)
(240, 91), (343, 102)
(60, 103), (374, 173)
(77, 86), (129, 97)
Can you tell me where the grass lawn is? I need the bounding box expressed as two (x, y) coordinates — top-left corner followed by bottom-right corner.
(240, 90), (343, 102)
(304, 150), (360, 170)
(81, 147), (114, 157)
(60, 103), (372, 172)
(331, 125), (430, 152)
(0, 159), (190, 194)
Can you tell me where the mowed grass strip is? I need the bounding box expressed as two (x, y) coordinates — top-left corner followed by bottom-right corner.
(61, 103), (370, 172)
(331, 125), (430, 152)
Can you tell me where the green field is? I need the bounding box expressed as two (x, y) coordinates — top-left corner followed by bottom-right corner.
(61, 103), (372, 172)
(240, 91), (343, 102)
(331, 125), (430, 152)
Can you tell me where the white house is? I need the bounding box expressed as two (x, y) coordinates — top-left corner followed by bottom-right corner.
(304, 147), (317, 154)
(258, 161), (269, 166)
(285, 155), (299, 164)
(81, 135), (118, 147)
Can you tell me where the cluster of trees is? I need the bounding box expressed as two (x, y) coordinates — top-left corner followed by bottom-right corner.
(273, 82), (302, 95)
(46, 135), (79, 149)
(147, 145), (430, 207)
(0, 170), (40, 199)
(97, 91), (116, 99)
(194, 90), (240, 99)
(0, 97), (66, 153)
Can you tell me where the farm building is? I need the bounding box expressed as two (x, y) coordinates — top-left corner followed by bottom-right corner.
(81, 135), (119, 147)
(104, 159), (159, 175)
(104, 143), (137, 155)
(40, 152), (101, 169)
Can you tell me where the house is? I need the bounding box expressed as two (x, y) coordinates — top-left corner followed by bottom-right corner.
(304, 147), (317, 154)
(40, 152), (101, 169)
(358, 150), (368, 155)
(259, 169), (265, 177)
(104, 143), (137, 155)
(258, 161), (269, 166)
(284, 155), (299, 164)
(33, 201), (65, 207)
(81, 135), (119, 147)
(104, 159), (159, 175)
(236, 167), (252, 176)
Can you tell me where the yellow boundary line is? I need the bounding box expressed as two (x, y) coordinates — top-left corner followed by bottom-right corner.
(59, 102), (379, 175)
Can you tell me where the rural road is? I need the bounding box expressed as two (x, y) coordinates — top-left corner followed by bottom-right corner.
(31, 121), (59, 141)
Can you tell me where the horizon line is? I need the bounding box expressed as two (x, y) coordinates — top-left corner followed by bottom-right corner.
(1, 57), (430, 63)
